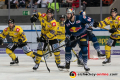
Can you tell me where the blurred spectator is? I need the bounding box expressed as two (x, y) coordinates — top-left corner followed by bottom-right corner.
(102, 0), (114, 6)
(48, 0), (59, 12)
(5, 0), (18, 9)
(66, 0), (73, 7)
(72, 0), (79, 8)
(18, 0), (26, 8)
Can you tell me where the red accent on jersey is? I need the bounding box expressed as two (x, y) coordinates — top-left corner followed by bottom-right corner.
(118, 17), (120, 21)
(4, 28), (8, 31)
(41, 13), (46, 17)
(75, 27), (82, 31)
(69, 29), (74, 32)
(52, 22), (56, 27)
(107, 17), (110, 20)
(16, 28), (20, 32)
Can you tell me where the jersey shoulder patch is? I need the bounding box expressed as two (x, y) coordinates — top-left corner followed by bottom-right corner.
(41, 13), (46, 17)
(52, 22), (56, 27)
(117, 16), (120, 21)
(107, 17), (111, 20)
(4, 28), (8, 31)
(16, 28), (20, 32)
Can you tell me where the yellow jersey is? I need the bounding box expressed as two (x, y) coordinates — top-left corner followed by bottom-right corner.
(56, 22), (65, 40)
(0, 25), (27, 43)
(98, 16), (120, 39)
(37, 12), (59, 40)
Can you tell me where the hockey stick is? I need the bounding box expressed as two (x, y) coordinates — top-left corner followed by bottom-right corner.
(34, 34), (87, 57)
(98, 27), (109, 31)
(33, 22), (39, 37)
(59, 39), (79, 62)
(33, 22), (50, 73)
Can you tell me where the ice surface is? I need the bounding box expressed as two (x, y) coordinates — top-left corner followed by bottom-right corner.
(0, 54), (120, 80)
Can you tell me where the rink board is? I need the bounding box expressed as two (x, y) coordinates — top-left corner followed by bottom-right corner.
(0, 25), (120, 55)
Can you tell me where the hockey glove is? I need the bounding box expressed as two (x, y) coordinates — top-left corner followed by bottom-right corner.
(30, 14), (38, 23)
(93, 21), (99, 28)
(40, 36), (46, 42)
(65, 37), (71, 46)
(18, 39), (23, 44)
(37, 37), (40, 42)
(109, 28), (117, 33)
(87, 28), (93, 35)
(0, 38), (3, 45)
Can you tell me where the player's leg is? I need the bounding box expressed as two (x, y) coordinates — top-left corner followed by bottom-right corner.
(77, 50), (84, 66)
(50, 39), (65, 70)
(21, 43), (36, 62)
(6, 43), (18, 65)
(102, 38), (116, 64)
(33, 41), (47, 70)
(79, 36), (90, 71)
(90, 33), (105, 57)
(63, 38), (78, 70)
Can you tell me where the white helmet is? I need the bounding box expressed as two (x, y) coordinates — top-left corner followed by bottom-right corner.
(66, 8), (75, 14)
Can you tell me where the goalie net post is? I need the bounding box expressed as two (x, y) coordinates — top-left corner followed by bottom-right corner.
(88, 41), (99, 60)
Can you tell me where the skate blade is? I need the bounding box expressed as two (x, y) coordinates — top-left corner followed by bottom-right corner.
(10, 63), (19, 66)
(102, 63), (111, 66)
(58, 68), (63, 71)
(78, 65), (84, 67)
(33, 69), (37, 72)
(65, 69), (69, 72)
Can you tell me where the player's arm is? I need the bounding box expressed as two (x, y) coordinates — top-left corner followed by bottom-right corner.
(93, 17), (110, 28)
(65, 22), (71, 46)
(30, 12), (46, 23)
(116, 21), (120, 33)
(0, 28), (8, 39)
(17, 27), (27, 43)
(0, 28), (8, 45)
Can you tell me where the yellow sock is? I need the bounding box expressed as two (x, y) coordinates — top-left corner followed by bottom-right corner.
(26, 51), (35, 58)
(6, 48), (16, 60)
(105, 45), (111, 59)
(35, 50), (43, 64)
(54, 52), (61, 64)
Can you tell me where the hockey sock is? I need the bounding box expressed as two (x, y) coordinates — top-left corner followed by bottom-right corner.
(54, 52), (61, 64)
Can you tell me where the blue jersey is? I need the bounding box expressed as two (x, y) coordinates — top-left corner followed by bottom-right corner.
(65, 15), (94, 37)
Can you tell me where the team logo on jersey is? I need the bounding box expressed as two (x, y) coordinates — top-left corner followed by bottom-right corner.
(14, 33), (18, 35)
(76, 20), (81, 24)
(66, 23), (70, 27)
(4, 28), (8, 31)
(115, 21), (118, 24)
(41, 13), (46, 17)
(69, 26), (82, 32)
(52, 22), (56, 27)
(16, 28), (20, 32)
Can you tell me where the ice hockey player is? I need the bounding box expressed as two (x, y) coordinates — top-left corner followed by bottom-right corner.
(57, 15), (66, 42)
(93, 8), (120, 64)
(0, 19), (36, 65)
(30, 8), (64, 70)
(77, 11), (105, 66)
(63, 8), (94, 71)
